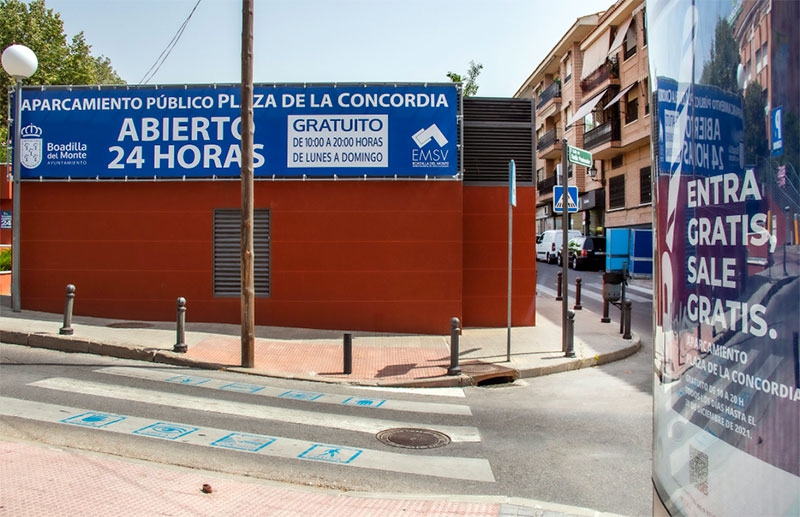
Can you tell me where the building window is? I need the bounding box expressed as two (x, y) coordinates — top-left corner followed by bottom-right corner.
(609, 175), (626, 209)
(625, 89), (639, 124)
(640, 166), (652, 204)
(624, 20), (637, 60)
(611, 155), (624, 169)
(642, 9), (647, 46)
(564, 53), (572, 83)
(213, 209), (271, 297)
(537, 167), (545, 184)
(644, 80), (650, 115)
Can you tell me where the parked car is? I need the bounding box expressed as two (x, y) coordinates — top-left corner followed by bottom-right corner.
(536, 229), (582, 264)
(558, 236), (606, 270)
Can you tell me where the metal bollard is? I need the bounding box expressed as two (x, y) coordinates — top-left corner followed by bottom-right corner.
(601, 299), (611, 323)
(622, 301), (632, 340)
(564, 309), (576, 357)
(173, 297), (187, 353)
(555, 271), (563, 301)
(343, 333), (353, 374)
(59, 284), (76, 335)
(447, 317), (462, 376)
(573, 277), (583, 310)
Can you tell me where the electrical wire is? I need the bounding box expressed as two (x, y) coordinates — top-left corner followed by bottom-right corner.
(138, 0), (203, 84)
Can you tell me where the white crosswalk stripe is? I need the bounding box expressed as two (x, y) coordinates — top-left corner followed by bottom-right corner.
(0, 396), (494, 482)
(538, 281), (653, 303)
(2, 366), (492, 483)
(96, 366), (472, 415)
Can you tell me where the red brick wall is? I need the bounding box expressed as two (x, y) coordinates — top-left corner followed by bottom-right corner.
(19, 180), (536, 333)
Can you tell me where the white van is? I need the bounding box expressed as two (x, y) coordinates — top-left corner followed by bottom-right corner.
(536, 229), (582, 264)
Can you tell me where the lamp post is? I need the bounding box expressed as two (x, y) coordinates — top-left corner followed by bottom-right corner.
(2, 44), (38, 313)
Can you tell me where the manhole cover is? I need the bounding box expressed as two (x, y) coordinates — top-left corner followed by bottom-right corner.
(106, 322), (153, 329)
(376, 428), (451, 449)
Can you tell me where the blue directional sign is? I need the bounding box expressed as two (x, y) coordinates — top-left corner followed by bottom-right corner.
(278, 390), (324, 401)
(165, 375), (210, 386)
(341, 397), (386, 408)
(771, 106), (783, 157)
(133, 422), (198, 440)
(61, 411), (126, 428)
(219, 382), (265, 394)
(299, 444), (363, 464)
(553, 185), (578, 213)
(211, 432), (276, 452)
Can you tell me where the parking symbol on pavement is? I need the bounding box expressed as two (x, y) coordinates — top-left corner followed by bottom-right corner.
(278, 390), (324, 401)
(61, 412), (126, 428)
(165, 375), (210, 386)
(341, 397), (386, 408)
(299, 444), (363, 464)
(211, 432), (276, 452)
(219, 382), (265, 394)
(133, 422), (198, 440)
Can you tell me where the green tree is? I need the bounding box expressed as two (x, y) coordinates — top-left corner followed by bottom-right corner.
(447, 60), (483, 97)
(0, 0), (124, 162)
(700, 17), (739, 93)
(743, 81), (768, 166)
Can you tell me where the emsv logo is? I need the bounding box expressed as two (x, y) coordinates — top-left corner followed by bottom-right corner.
(412, 148), (449, 162)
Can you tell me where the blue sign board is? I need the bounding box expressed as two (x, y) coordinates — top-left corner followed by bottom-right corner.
(14, 83), (458, 180)
(771, 106), (783, 157)
(553, 185), (578, 213)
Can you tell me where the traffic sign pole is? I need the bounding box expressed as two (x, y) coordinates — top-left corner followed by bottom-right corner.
(561, 139), (570, 356)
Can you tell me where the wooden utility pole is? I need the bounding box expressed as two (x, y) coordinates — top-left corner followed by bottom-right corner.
(240, 0), (255, 367)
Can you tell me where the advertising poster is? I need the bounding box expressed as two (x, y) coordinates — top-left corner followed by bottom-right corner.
(13, 83), (458, 179)
(649, 0), (799, 515)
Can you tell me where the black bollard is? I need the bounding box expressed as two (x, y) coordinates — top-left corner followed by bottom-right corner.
(555, 271), (563, 301)
(565, 309), (576, 357)
(59, 284), (76, 335)
(343, 333), (353, 374)
(574, 277), (583, 310)
(173, 297), (187, 353)
(623, 301), (632, 340)
(601, 299), (611, 323)
(447, 317), (462, 376)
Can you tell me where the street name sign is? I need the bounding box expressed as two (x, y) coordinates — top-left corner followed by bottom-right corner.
(567, 145), (592, 167)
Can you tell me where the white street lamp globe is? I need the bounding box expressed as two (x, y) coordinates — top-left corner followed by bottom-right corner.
(2, 44), (38, 79)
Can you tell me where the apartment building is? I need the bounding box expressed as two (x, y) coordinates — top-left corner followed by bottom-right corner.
(516, 0), (651, 239)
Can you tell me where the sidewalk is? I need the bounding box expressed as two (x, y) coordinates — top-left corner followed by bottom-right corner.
(0, 292), (640, 387)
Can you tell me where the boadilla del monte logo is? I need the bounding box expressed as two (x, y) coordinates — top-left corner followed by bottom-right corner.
(20, 123), (43, 169)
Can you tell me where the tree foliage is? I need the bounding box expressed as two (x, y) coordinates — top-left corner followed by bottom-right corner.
(700, 17), (739, 93)
(0, 0), (124, 161)
(447, 60), (483, 97)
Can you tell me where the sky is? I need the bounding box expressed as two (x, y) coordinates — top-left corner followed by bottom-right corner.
(42, 0), (615, 98)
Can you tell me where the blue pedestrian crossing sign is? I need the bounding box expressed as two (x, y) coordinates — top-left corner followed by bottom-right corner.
(553, 186), (578, 213)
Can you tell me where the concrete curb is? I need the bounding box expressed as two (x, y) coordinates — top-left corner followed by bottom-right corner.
(3, 326), (642, 388)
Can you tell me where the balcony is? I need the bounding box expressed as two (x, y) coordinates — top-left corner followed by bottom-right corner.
(536, 128), (562, 159)
(580, 58), (619, 95)
(584, 119), (620, 153)
(536, 81), (562, 111)
(537, 174), (558, 197)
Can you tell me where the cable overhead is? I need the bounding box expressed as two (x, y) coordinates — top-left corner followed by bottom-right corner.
(139, 0), (203, 84)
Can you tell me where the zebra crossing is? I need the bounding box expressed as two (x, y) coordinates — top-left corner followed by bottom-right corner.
(0, 365), (493, 483)
(537, 279), (654, 304)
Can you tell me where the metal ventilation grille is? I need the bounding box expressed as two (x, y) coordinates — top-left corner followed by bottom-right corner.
(462, 97), (534, 184)
(213, 209), (270, 297)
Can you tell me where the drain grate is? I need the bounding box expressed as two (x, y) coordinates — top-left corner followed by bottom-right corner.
(106, 322), (154, 329)
(376, 428), (451, 449)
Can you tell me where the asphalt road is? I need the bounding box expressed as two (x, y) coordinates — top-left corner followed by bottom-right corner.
(1, 270), (655, 517)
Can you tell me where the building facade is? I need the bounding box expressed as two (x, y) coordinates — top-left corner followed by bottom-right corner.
(516, 0), (651, 243)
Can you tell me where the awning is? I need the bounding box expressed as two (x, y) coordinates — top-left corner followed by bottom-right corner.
(608, 19), (633, 56)
(605, 83), (637, 108)
(568, 90), (606, 126)
(581, 28), (611, 80)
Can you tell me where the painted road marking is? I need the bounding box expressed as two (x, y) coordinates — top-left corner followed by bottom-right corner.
(133, 422), (199, 440)
(537, 282), (652, 303)
(95, 367), (471, 416)
(341, 397), (386, 408)
(0, 396), (494, 482)
(29, 377), (480, 443)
